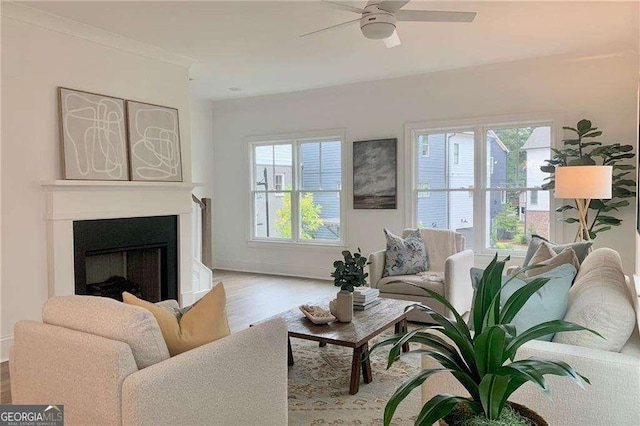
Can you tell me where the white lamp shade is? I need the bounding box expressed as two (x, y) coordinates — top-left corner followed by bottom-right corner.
(555, 165), (613, 199)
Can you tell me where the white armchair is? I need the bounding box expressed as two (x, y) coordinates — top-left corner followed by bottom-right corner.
(368, 228), (474, 322)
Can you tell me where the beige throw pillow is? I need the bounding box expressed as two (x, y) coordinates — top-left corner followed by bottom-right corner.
(123, 282), (230, 356)
(525, 243), (579, 278)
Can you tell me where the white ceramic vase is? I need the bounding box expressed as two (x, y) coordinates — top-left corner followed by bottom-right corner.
(335, 290), (353, 322)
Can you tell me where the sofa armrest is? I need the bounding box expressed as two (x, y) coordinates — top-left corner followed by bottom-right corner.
(122, 317), (288, 426)
(10, 321), (138, 426)
(368, 250), (386, 289)
(444, 249), (474, 318)
(422, 339), (640, 426)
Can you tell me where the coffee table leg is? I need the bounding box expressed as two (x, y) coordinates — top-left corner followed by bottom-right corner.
(350, 346), (363, 395)
(361, 343), (372, 384)
(394, 319), (410, 353)
(401, 319), (410, 353)
(288, 337), (294, 366)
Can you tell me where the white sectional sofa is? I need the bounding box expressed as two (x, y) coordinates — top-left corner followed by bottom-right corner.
(421, 248), (640, 426)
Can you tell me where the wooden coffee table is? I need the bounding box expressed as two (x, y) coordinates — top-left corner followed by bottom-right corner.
(258, 297), (415, 395)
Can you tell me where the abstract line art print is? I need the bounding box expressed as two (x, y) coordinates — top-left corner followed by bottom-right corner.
(126, 101), (183, 182)
(58, 88), (128, 180)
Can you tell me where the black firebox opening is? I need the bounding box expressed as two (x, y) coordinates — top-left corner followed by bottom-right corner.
(73, 215), (178, 302)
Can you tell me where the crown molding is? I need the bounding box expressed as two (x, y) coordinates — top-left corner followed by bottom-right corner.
(1, 1), (197, 68)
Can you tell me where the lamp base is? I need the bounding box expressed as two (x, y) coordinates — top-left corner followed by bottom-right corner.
(573, 198), (591, 242)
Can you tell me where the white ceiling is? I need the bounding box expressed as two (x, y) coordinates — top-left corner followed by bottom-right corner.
(22, 1), (640, 100)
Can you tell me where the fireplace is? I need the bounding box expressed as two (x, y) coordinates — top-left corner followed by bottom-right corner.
(73, 215), (178, 302)
(44, 180), (203, 306)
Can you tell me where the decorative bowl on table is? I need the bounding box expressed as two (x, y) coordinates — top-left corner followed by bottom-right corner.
(299, 304), (335, 325)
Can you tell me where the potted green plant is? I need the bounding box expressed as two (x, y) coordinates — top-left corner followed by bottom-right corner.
(541, 119), (636, 240)
(330, 248), (369, 322)
(370, 254), (599, 425)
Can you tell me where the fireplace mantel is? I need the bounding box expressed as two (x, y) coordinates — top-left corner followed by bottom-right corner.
(43, 180), (200, 305)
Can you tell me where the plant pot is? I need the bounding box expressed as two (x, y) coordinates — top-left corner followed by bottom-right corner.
(438, 402), (548, 426)
(335, 290), (353, 323)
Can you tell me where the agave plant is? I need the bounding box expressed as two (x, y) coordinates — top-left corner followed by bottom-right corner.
(540, 119), (636, 240)
(370, 254), (600, 425)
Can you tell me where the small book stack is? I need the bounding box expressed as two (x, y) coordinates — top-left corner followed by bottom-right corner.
(353, 287), (381, 311)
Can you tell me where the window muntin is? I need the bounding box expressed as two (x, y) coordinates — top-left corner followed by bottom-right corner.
(251, 137), (343, 244)
(412, 121), (553, 254)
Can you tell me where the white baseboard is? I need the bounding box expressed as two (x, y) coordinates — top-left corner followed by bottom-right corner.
(215, 257), (331, 281)
(1, 335), (14, 363)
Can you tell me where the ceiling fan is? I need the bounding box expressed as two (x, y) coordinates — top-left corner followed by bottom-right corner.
(300, 0), (477, 48)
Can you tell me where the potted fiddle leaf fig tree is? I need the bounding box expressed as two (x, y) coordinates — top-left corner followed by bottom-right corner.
(541, 118), (636, 240)
(330, 248), (369, 322)
(370, 254), (599, 426)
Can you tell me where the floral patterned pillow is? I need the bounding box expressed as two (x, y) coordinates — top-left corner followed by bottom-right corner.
(383, 228), (428, 277)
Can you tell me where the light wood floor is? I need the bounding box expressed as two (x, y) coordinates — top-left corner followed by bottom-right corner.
(0, 270), (335, 405)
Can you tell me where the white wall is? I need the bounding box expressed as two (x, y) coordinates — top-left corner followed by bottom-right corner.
(191, 99), (214, 199)
(1, 14), (191, 360)
(211, 52), (639, 279)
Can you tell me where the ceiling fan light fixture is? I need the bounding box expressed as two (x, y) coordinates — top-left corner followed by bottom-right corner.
(360, 11), (396, 39)
(361, 21), (396, 39)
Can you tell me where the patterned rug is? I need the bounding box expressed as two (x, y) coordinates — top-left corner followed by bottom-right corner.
(287, 332), (422, 426)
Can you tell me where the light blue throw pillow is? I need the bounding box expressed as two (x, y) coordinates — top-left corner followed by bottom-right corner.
(470, 263), (577, 341)
(383, 228), (427, 277)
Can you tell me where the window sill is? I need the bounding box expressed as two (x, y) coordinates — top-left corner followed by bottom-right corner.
(247, 239), (346, 252)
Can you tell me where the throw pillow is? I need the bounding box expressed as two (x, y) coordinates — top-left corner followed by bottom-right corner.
(470, 263), (577, 341)
(525, 244), (580, 278)
(383, 228), (427, 277)
(522, 235), (592, 268)
(123, 282), (230, 356)
(553, 248), (635, 352)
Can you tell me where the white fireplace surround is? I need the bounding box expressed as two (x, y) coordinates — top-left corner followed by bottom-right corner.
(43, 180), (201, 306)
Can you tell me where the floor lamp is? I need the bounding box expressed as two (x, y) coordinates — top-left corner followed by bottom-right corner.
(554, 165), (612, 242)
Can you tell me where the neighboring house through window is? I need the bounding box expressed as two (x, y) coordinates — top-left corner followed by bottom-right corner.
(408, 115), (554, 253)
(250, 132), (344, 244)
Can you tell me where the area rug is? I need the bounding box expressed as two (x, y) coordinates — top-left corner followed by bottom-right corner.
(288, 332), (422, 425)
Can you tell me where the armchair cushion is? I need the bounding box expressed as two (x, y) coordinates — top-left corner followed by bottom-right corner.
(377, 272), (445, 297)
(383, 228), (427, 277)
(42, 295), (169, 369)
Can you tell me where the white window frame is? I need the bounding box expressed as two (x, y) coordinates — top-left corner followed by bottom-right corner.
(405, 112), (563, 256)
(247, 129), (346, 247)
(453, 143), (460, 165)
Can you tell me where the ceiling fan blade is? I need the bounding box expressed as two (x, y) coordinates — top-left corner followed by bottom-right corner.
(321, 0), (365, 14)
(383, 30), (401, 48)
(299, 17), (361, 38)
(379, 1), (411, 13)
(396, 10), (477, 23)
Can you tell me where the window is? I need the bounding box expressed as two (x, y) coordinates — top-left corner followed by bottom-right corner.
(251, 134), (343, 244)
(274, 173), (285, 191)
(421, 139), (430, 157)
(418, 182), (430, 198)
(409, 118), (553, 253)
